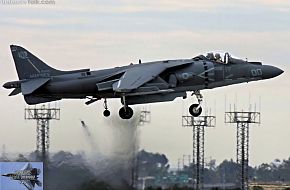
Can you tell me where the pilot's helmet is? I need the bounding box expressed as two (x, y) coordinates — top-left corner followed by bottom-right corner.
(206, 53), (214, 60)
(215, 53), (221, 60)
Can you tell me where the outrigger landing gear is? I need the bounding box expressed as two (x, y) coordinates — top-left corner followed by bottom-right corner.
(85, 97), (111, 117)
(189, 90), (203, 117)
(119, 96), (134, 119)
(103, 98), (110, 117)
(85, 97), (100, 105)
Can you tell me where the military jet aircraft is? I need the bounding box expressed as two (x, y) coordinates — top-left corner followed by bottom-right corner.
(1, 163), (42, 190)
(3, 45), (283, 119)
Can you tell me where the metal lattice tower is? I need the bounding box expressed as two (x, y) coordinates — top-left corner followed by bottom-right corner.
(131, 107), (151, 189)
(225, 111), (260, 190)
(182, 115), (215, 190)
(138, 107), (151, 126)
(25, 104), (60, 161)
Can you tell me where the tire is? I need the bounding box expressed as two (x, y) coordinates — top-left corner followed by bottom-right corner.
(103, 110), (110, 117)
(189, 104), (202, 117)
(119, 107), (134, 119)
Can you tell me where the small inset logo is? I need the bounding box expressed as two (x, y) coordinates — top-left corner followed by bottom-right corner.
(18, 51), (28, 60)
(1, 162), (43, 190)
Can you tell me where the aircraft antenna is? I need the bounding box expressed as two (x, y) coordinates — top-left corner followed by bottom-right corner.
(249, 92), (251, 112)
(224, 94), (227, 112)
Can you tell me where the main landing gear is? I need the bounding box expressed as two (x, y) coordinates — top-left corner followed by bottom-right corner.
(85, 96), (133, 119)
(189, 90), (203, 117)
(119, 96), (134, 120)
(100, 96), (134, 119)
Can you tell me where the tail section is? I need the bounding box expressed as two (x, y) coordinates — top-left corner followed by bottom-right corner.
(6, 45), (90, 105)
(10, 45), (64, 80)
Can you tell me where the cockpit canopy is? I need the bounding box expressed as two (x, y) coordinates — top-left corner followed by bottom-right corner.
(204, 52), (261, 65)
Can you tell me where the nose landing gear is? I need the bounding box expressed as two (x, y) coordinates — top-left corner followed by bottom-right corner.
(189, 90), (203, 117)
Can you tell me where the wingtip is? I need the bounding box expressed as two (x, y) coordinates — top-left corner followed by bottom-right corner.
(10, 44), (23, 50)
(10, 44), (19, 52)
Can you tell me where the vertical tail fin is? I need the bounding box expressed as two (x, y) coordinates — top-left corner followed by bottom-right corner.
(10, 45), (64, 80)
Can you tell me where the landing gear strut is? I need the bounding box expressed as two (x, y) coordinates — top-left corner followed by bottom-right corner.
(119, 95), (134, 119)
(189, 90), (203, 117)
(103, 98), (110, 117)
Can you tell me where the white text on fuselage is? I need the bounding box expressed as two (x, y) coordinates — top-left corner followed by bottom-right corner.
(11, 171), (36, 180)
(29, 71), (51, 78)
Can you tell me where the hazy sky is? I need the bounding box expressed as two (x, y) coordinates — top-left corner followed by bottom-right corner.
(0, 0), (289, 167)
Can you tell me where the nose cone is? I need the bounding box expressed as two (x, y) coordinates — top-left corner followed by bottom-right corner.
(3, 82), (10, 89)
(262, 65), (284, 79)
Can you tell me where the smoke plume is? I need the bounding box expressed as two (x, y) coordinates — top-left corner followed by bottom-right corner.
(0, 110), (142, 190)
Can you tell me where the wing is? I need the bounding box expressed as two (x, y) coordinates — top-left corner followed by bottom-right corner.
(21, 163), (32, 171)
(112, 64), (165, 92)
(112, 61), (192, 93)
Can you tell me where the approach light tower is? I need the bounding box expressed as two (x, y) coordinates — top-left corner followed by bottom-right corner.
(225, 110), (260, 190)
(131, 107), (151, 189)
(25, 104), (60, 161)
(182, 114), (216, 190)
(138, 106), (151, 126)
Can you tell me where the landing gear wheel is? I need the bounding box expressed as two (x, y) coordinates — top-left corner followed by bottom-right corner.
(119, 107), (134, 119)
(103, 109), (110, 117)
(189, 104), (202, 117)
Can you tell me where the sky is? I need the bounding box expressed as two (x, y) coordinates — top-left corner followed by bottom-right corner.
(0, 0), (289, 168)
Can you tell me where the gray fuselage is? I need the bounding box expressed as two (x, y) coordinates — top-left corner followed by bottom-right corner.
(31, 55), (282, 105)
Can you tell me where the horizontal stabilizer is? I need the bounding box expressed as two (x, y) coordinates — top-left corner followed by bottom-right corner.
(35, 179), (42, 187)
(21, 78), (50, 95)
(9, 88), (21, 96)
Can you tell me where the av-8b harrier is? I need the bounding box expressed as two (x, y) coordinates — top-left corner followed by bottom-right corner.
(3, 45), (283, 119)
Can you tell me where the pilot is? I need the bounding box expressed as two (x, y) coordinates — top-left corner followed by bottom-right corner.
(214, 53), (222, 62)
(206, 53), (214, 60)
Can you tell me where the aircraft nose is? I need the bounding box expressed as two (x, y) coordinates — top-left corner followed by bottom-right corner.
(262, 65), (284, 79)
(3, 82), (10, 89)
